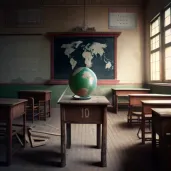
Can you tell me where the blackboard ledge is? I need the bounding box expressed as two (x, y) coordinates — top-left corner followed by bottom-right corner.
(46, 79), (120, 85)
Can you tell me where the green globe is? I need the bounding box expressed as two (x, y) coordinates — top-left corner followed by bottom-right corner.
(69, 67), (97, 99)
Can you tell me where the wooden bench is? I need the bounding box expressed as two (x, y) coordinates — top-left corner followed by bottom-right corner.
(128, 94), (171, 125)
(112, 88), (150, 114)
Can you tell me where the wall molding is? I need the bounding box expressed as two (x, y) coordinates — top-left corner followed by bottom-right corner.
(0, 82), (143, 86)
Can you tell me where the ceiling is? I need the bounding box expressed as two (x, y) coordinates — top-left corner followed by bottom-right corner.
(0, 0), (146, 7)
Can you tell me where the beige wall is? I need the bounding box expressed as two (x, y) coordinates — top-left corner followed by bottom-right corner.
(0, 0), (144, 84)
(145, 0), (171, 82)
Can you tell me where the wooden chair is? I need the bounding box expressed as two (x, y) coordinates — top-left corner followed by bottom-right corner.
(127, 105), (142, 125)
(136, 114), (152, 139)
(128, 106), (152, 139)
(26, 97), (40, 123)
(0, 123), (24, 146)
(36, 100), (50, 121)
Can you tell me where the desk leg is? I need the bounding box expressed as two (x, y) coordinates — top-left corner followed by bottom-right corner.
(7, 118), (12, 166)
(44, 101), (47, 121)
(23, 109), (26, 148)
(127, 106), (131, 125)
(101, 107), (107, 167)
(97, 124), (101, 149)
(152, 115), (156, 157)
(159, 130), (168, 170)
(113, 93), (117, 114)
(112, 91), (115, 112)
(141, 115), (145, 144)
(66, 123), (71, 149)
(61, 108), (66, 167)
(48, 100), (51, 117)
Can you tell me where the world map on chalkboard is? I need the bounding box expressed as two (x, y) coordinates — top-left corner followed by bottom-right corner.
(54, 36), (115, 79)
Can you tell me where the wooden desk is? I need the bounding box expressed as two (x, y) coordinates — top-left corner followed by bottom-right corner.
(141, 100), (171, 144)
(58, 95), (109, 167)
(112, 88), (150, 114)
(128, 94), (171, 124)
(18, 90), (51, 120)
(152, 108), (171, 170)
(0, 98), (27, 166)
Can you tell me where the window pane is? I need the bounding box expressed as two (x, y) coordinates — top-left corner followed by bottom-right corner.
(151, 35), (160, 50)
(150, 51), (160, 80)
(151, 17), (160, 37)
(165, 28), (171, 44)
(165, 57), (171, 69)
(166, 70), (171, 80)
(165, 47), (171, 80)
(165, 8), (171, 26)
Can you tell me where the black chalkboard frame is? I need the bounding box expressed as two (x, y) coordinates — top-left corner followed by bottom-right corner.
(46, 32), (121, 85)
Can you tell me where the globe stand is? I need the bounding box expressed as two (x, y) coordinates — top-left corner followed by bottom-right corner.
(72, 95), (91, 100)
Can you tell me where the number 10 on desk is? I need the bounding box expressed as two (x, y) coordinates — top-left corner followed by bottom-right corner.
(81, 108), (90, 118)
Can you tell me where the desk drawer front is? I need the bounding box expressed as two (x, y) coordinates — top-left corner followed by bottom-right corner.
(143, 104), (171, 115)
(18, 92), (45, 101)
(130, 96), (171, 106)
(154, 117), (171, 134)
(45, 92), (51, 101)
(62, 105), (103, 123)
(117, 90), (149, 96)
(12, 103), (25, 119)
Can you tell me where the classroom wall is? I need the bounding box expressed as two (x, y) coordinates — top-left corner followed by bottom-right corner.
(145, 0), (171, 94)
(0, 0), (145, 106)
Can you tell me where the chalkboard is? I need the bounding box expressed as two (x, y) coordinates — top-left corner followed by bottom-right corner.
(0, 35), (50, 83)
(48, 32), (121, 84)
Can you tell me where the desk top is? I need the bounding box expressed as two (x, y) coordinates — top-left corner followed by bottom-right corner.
(58, 95), (110, 105)
(112, 88), (150, 91)
(152, 108), (171, 117)
(0, 98), (27, 106)
(18, 90), (51, 93)
(129, 93), (171, 97)
(141, 100), (171, 105)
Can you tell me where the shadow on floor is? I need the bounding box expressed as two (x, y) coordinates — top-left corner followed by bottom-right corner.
(15, 148), (61, 167)
(116, 122), (140, 130)
(119, 143), (162, 171)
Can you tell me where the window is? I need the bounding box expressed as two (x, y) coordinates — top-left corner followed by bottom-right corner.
(165, 8), (171, 26)
(150, 16), (161, 81)
(165, 47), (171, 80)
(150, 51), (160, 80)
(164, 7), (171, 81)
(150, 3), (171, 82)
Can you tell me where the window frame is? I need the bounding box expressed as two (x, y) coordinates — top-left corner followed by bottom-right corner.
(163, 6), (171, 82)
(149, 3), (171, 83)
(150, 14), (162, 82)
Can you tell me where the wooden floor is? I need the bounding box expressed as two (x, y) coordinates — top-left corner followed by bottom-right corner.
(0, 108), (159, 171)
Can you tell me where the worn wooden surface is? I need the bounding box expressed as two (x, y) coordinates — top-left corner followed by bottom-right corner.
(152, 108), (171, 170)
(112, 88), (150, 91)
(128, 94), (171, 124)
(152, 108), (171, 117)
(0, 98), (27, 166)
(129, 94), (171, 106)
(18, 90), (52, 93)
(0, 108), (160, 171)
(58, 95), (110, 105)
(18, 90), (51, 120)
(58, 95), (109, 167)
(112, 88), (150, 114)
(18, 90), (51, 102)
(0, 98), (27, 106)
(141, 100), (171, 144)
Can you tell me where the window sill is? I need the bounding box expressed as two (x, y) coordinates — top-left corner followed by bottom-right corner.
(148, 83), (171, 86)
